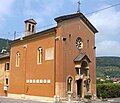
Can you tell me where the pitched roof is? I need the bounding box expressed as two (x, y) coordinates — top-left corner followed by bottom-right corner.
(24, 19), (37, 24)
(11, 27), (56, 45)
(74, 53), (91, 62)
(54, 13), (98, 34)
(0, 53), (10, 59)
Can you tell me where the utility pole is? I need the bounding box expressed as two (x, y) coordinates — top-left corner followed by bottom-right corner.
(14, 31), (16, 40)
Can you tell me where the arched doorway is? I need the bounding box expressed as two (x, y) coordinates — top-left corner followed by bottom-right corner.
(76, 60), (90, 98)
(74, 53), (91, 98)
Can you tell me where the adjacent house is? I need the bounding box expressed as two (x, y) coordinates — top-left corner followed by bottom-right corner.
(8, 12), (98, 100)
(0, 53), (10, 96)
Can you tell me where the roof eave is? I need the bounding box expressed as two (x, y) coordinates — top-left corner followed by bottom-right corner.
(55, 13), (98, 34)
(80, 13), (98, 34)
(11, 27), (56, 45)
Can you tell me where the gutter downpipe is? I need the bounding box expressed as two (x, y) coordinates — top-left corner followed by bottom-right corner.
(54, 28), (57, 96)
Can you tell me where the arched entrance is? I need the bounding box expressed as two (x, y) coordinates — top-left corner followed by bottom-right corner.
(74, 53), (91, 98)
(76, 61), (88, 97)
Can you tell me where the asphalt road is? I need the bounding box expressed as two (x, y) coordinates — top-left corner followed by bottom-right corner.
(0, 96), (120, 103)
(0, 97), (47, 103)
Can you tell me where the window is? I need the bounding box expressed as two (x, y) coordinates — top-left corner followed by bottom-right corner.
(5, 78), (9, 85)
(28, 24), (31, 31)
(32, 25), (34, 32)
(81, 61), (88, 68)
(76, 37), (83, 50)
(16, 52), (20, 67)
(67, 77), (73, 92)
(5, 62), (10, 71)
(37, 47), (42, 64)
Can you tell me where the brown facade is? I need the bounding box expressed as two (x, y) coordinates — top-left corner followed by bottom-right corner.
(8, 12), (98, 100)
(9, 30), (55, 97)
(55, 15), (97, 98)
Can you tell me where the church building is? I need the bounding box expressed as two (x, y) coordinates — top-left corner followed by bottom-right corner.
(8, 11), (98, 100)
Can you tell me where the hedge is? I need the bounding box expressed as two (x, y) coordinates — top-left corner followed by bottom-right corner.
(97, 83), (120, 98)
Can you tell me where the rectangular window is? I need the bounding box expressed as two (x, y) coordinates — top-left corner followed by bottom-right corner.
(5, 78), (9, 85)
(5, 62), (10, 71)
(16, 52), (20, 67)
(45, 48), (54, 60)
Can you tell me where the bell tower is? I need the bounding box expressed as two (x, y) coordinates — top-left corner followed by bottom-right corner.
(24, 19), (37, 36)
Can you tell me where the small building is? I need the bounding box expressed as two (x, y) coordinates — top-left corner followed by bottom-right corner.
(9, 12), (98, 100)
(0, 53), (10, 96)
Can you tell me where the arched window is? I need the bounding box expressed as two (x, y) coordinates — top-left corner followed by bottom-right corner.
(16, 52), (20, 67)
(37, 47), (43, 64)
(32, 25), (34, 32)
(81, 61), (88, 68)
(67, 77), (73, 92)
(28, 24), (31, 31)
(81, 61), (89, 76)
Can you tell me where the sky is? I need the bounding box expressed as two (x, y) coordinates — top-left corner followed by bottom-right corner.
(0, 0), (120, 57)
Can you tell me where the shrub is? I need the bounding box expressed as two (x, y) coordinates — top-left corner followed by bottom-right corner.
(101, 92), (107, 99)
(97, 83), (120, 98)
(84, 95), (92, 99)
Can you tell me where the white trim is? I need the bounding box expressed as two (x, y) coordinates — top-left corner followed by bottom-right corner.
(26, 80), (29, 83)
(33, 80), (36, 83)
(36, 80), (39, 83)
(29, 80), (32, 83)
(40, 80), (43, 83)
(44, 80), (47, 83)
(26, 79), (51, 84)
(47, 80), (51, 83)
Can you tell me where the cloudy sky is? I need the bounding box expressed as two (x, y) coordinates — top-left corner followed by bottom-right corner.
(0, 0), (120, 57)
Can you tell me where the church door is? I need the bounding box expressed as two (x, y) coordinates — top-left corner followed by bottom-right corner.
(77, 79), (82, 97)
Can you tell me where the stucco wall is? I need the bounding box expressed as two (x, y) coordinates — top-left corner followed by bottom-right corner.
(9, 34), (55, 97)
(0, 57), (10, 96)
(55, 17), (96, 97)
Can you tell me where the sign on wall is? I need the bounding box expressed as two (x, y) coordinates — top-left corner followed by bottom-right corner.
(45, 47), (54, 60)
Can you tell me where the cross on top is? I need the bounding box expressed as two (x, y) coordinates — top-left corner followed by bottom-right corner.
(77, 0), (81, 13)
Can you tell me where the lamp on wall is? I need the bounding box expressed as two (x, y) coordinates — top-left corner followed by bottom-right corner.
(93, 46), (96, 49)
(62, 37), (67, 41)
(23, 44), (27, 48)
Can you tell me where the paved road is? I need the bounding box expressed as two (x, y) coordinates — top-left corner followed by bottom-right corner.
(0, 96), (120, 103)
(0, 97), (49, 103)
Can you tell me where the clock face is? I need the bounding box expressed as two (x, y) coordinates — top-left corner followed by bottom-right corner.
(76, 37), (83, 50)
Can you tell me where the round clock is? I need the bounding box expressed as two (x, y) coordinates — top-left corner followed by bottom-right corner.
(76, 37), (83, 50)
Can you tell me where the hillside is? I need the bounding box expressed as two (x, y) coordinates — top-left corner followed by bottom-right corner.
(96, 57), (120, 78)
(0, 38), (11, 54)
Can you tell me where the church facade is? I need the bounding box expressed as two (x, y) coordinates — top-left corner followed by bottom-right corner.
(9, 12), (98, 100)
